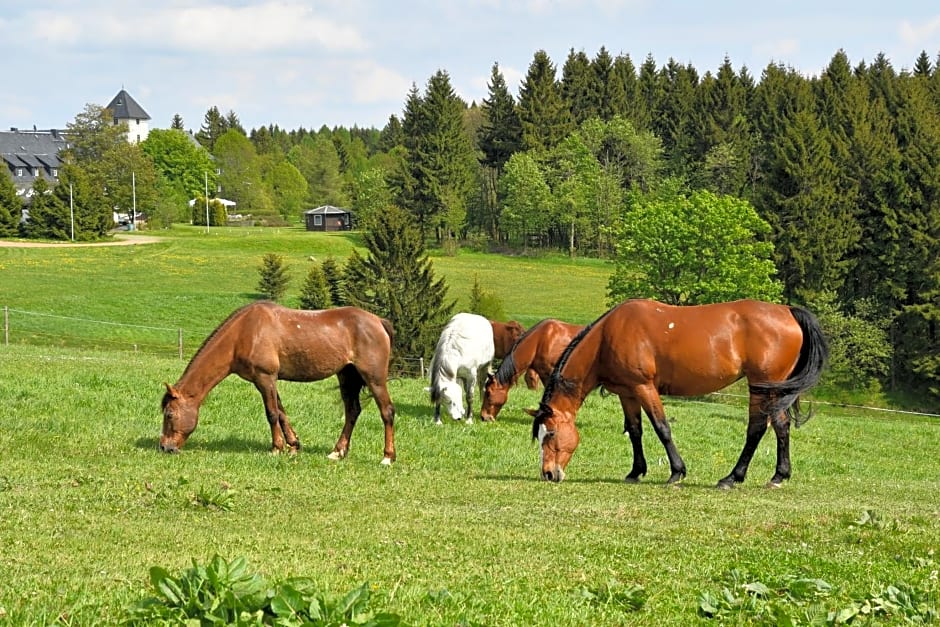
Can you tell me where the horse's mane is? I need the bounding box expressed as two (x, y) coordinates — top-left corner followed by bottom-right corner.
(531, 304), (621, 439)
(180, 301), (267, 378)
(493, 319), (548, 386)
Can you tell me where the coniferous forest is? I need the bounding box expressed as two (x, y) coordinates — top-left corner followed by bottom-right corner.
(3, 47), (938, 403)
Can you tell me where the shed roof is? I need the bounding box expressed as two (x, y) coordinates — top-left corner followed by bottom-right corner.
(304, 205), (351, 215)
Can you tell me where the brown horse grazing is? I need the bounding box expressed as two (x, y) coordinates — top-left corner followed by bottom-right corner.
(530, 299), (828, 488)
(481, 319), (585, 421)
(160, 301), (397, 464)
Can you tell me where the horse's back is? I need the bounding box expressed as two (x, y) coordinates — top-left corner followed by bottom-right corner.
(434, 312), (495, 370)
(600, 299), (803, 393)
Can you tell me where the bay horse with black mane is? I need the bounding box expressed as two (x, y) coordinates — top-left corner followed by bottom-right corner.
(160, 301), (397, 464)
(530, 299), (828, 488)
(481, 319), (585, 421)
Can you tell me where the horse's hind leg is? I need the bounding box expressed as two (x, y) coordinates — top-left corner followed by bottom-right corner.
(717, 392), (772, 489)
(463, 373), (475, 424)
(768, 410), (791, 487)
(329, 366), (363, 461)
(366, 380), (396, 465)
(620, 396), (647, 483)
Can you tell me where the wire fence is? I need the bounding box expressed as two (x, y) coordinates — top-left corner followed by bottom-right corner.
(1, 306), (430, 379)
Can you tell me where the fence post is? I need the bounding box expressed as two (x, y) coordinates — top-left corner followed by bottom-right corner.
(178, 328), (183, 360)
(419, 357), (424, 379)
(3, 306), (7, 346)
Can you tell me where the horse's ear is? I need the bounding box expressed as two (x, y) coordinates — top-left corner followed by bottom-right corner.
(163, 382), (181, 399)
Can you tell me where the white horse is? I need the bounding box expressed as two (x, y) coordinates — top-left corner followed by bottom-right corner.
(428, 313), (495, 424)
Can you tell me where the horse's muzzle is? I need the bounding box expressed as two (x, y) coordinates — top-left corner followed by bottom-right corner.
(158, 441), (180, 454)
(542, 467), (565, 482)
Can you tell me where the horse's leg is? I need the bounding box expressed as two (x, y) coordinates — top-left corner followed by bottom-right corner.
(254, 378), (287, 453)
(768, 410), (791, 487)
(365, 380), (396, 465)
(433, 401), (443, 425)
(464, 372), (475, 424)
(636, 384), (686, 483)
(620, 396), (647, 483)
(328, 367), (363, 461)
(717, 392), (772, 489)
(275, 392), (301, 451)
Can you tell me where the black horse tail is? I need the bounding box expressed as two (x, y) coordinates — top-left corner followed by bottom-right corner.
(749, 306), (829, 428)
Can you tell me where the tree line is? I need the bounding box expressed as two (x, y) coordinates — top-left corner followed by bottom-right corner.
(0, 46), (937, 403)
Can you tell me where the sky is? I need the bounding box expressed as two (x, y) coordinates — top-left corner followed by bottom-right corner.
(1, 1), (939, 134)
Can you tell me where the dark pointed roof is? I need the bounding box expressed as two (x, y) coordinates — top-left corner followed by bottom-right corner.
(106, 89), (151, 121)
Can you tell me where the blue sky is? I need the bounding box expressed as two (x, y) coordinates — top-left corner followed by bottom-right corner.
(1, 1), (938, 134)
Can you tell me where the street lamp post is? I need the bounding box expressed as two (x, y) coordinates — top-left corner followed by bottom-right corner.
(204, 171), (209, 234)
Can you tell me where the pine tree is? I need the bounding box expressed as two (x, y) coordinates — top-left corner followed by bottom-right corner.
(517, 50), (573, 152)
(343, 205), (454, 370)
(612, 53), (641, 126)
(22, 176), (70, 240)
(591, 46), (621, 121)
(299, 263), (333, 310)
(560, 49), (595, 124)
(256, 253), (290, 302)
(195, 106), (228, 152)
(320, 256), (346, 306)
(479, 63), (522, 174)
(225, 110), (245, 135)
(170, 114), (185, 130)
(0, 171), (21, 237)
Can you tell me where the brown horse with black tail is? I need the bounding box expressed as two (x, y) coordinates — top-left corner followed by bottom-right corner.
(530, 299), (828, 488)
(481, 319), (585, 421)
(160, 301), (397, 464)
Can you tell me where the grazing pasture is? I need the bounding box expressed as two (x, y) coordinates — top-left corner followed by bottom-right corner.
(0, 227), (937, 624)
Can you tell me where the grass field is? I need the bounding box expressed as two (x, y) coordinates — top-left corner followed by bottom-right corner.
(0, 228), (938, 625)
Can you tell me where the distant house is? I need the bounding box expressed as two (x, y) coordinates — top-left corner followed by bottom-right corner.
(105, 89), (151, 144)
(0, 127), (69, 198)
(304, 205), (354, 231)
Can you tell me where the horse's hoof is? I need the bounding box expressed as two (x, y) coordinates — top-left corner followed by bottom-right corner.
(380, 457), (393, 466)
(327, 450), (346, 461)
(716, 480), (734, 490)
(765, 480), (784, 489)
(624, 476), (641, 484)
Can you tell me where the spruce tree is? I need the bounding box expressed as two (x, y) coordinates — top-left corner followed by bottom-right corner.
(195, 106), (228, 152)
(560, 49), (595, 124)
(0, 171), (20, 237)
(299, 263), (333, 310)
(612, 53), (641, 126)
(170, 114), (185, 130)
(257, 253), (290, 302)
(22, 176), (70, 240)
(320, 256), (346, 306)
(517, 50), (573, 152)
(343, 205), (454, 370)
(479, 63), (522, 174)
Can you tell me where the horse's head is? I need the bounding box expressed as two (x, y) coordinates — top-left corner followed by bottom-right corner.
(480, 372), (509, 421)
(437, 379), (465, 421)
(528, 404), (579, 482)
(159, 383), (198, 453)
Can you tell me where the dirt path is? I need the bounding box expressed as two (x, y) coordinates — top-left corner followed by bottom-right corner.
(0, 234), (163, 248)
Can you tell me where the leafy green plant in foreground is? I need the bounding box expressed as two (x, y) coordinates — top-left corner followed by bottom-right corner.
(698, 566), (939, 624)
(125, 554), (404, 626)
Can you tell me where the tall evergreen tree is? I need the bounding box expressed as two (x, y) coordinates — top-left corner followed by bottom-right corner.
(299, 263), (333, 310)
(517, 50), (573, 152)
(343, 204), (454, 370)
(560, 49), (595, 124)
(612, 53), (641, 126)
(479, 63), (523, 174)
(654, 58), (698, 178)
(478, 63), (522, 238)
(0, 171), (20, 237)
(22, 176), (69, 240)
(591, 46), (623, 121)
(195, 106), (228, 152)
(170, 114), (185, 130)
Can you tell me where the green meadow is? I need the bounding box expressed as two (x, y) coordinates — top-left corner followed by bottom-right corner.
(0, 228), (937, 625)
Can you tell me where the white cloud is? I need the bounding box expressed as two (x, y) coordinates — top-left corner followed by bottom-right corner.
(19, 2), (367, 54)
(899, 16), (940, 46)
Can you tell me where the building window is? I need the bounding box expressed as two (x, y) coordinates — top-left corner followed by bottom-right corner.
(52, 168), (58, 177)
(15, 168), (23, 177)
(313, 215), (323, 226)
(33, 168), (39, 176)
(135, 119), (140, 125)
